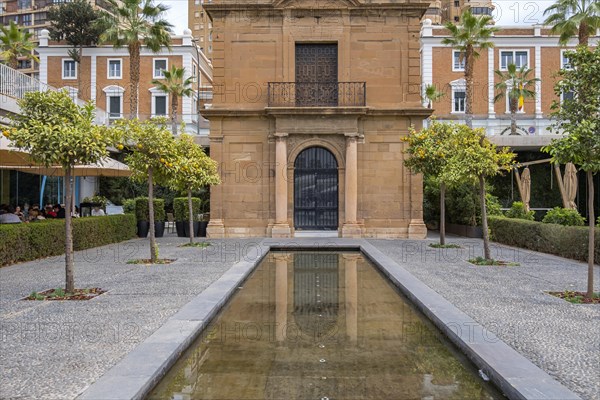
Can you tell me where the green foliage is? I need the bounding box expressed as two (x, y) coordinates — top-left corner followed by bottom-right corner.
(173, 197), (200, 221)
(489, 216), (600, 262)
(134, 197), (165, 221)
(542, 207), (586, 226)
(113, 118), (178, 186)
(543, 46), (600, 174)
(8, 90), (115, 169)
(443, 181), (501, 226)
(151, 66), (195, 134)
(170, 134), (220, 194)
(47, 0), (106, 63)
(403, 120), (454, 178)
(0, 21), (39, 69)
(597, 215), (600, 225)
(423, 84), (445, 109)
(0, 215), (136, 266)
(441, 10), (498, 58)
(505, 201), (535, 220)
(468, 257), (519, 266)
(123, 198), (136, 214)
(82, 195), (108, 208)
(543, 0), (600, 45)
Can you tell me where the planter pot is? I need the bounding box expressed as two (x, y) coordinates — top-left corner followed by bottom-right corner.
(446, 223), (483, 238)
(154, 221), (165, 238)
(183, 221), (200, 238)
(199, 221), (208, 237)
(137, 221), (149, 238)
(175, 221), (186, 237)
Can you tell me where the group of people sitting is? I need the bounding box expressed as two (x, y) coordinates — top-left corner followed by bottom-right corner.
(0, 203), (80, 224)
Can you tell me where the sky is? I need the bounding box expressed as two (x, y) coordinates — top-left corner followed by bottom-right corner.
(163, 0), (557, 35)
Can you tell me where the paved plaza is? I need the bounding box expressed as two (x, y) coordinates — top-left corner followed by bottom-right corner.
(0, 235), (598, 399)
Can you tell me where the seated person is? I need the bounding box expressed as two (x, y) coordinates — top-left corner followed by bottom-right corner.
(54, 204), (66, 219)
(0, 206), (22, 224)
(28, 209), (44, 221)
(91, 206), (105, 216)
(45, 205), (57, 218)
(14, 206), (25, 221)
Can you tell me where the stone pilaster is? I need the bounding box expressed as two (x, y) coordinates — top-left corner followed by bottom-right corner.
(272, 133), (291, 238)
(342, 133), (362, 238)
(207, 136), (225, 238)
(408, 172), (427, 239)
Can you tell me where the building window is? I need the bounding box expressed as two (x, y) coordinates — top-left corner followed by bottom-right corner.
(208, 31), (212, 41)
(561, 50), (573, 70)
(149, 87), (169, 118)
(103, 85), (125, 120)
(194, 11), (199, 18)
(17, 0), (31, 9)
(62, 59), (76, 79)
(561, 90), (574, 104)
(153, 58), (168, 79)
(17, 59), (31, 69)
(154, 95), (167, 116)
(453, 50), (465, 71)
(471, 7), (492, 15)
(107, 59), (122, 79)
(452, 90), (466, 113)
(500, 50), (528, 70)
(454, 0), (459, 6)
(21, 13), (31, 25)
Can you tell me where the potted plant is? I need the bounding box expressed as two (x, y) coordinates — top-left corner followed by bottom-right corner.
(174, 197), (200, 237)
(135, 197), (166, 238)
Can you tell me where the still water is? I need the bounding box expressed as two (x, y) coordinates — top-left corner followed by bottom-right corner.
(149, 252), (504, 400)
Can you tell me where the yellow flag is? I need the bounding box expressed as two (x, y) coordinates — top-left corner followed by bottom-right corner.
(518, 83), (524, 111)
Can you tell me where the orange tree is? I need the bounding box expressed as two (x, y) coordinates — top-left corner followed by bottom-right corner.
(404, 120), (458, 246)
(170, 134), (220, 244)
(113, 118), (177, 262)
(5, 90), (114, 292)
(442, 125), (515, 261)
(543, 46), (600, 299)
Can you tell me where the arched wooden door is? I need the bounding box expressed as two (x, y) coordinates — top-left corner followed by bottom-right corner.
(294, 147), (338, 231)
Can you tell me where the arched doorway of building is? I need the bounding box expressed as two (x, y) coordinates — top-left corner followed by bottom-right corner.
(294, 146), (339, 231)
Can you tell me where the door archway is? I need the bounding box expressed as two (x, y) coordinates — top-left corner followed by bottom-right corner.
(294, 147), (339, 231)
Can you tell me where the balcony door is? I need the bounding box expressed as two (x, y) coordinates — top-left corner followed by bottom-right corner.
(295, 43), (338, 106)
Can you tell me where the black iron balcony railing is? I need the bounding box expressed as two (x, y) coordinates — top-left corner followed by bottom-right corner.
(267, 82), (366, 107)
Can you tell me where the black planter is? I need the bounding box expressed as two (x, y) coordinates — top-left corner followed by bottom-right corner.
(137, 221), (149, 238)
(199, 221), (208, 237)
(446, 223), (483, 238)
(154, 221), (165, 238)
(183, 221), (200, 237)
(175, 221), (186, 237)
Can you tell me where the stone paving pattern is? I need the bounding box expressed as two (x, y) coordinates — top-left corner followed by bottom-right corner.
(0, 235), (598, 399)
(369, 237), (599, 400)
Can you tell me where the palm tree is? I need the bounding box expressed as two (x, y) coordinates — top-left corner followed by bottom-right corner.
(100, 0), (173, 119)
(0, 21), (39, 70)
(494, 64), (540, 136)
(544, 0), (600, 46)
(442, 10), (498, 128)
(151, 66), (194, 135)
(423, 84), (445, 109)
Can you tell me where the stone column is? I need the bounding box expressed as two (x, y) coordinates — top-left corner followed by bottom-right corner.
(272, 133), (291, 238)
(275, 253), (289, 343)
(343, 254), (359, 343)
(408, 172), (427, 239)
(342, 133), (362, 237)
(207, 136), (225, 238)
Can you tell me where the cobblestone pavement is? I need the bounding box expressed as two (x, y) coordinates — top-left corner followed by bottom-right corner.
(1, 235), (598, 399)
(369, 235), (600, 400)
(0, 237), (263, 400)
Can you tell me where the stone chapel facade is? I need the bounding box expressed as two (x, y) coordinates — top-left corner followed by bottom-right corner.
(203, 0), (432, 238)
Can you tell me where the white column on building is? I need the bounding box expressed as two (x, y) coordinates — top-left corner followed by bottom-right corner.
(182, 52), (193, 124)
(272, 132), (291, 238)
(488, 47), (495, 119)
(535, 45), (542, 118)
(90, 54), (97, 104)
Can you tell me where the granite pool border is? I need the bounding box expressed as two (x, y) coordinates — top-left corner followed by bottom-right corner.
(77, 238), (581, 400)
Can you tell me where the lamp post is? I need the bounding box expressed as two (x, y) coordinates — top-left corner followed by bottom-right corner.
(191, 38), (202, 137)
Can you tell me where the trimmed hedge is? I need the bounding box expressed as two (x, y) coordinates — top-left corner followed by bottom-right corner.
(173, 197), (201, 221)
(135, 197), (165, 221)
(0, 214), (136, 266)
(489, 216), (600, 262)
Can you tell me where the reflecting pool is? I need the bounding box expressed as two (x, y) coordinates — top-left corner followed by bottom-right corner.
(149, 252), (504, 399)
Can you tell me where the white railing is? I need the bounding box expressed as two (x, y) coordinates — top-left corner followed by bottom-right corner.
(0, 63), (56, 100)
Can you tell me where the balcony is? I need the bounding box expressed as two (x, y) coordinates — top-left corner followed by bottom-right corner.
(267, 82), (366, 108)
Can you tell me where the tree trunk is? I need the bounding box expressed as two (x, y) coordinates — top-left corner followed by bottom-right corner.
(465, 45), (475, 128)
(510, 97), (517, 135)
(579, 21), (589, 47)
(188, 189), (195, 244)
(148, 167), (157, 263)
(65, 166), (74, 293)
(440, 181), (446, 246)
(128, 42), (141, 119)
(9, 57), (18, 70)
(479, 174), (491, 260)
(171, 95), (179, 136)
(586, 170), (595, 299)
